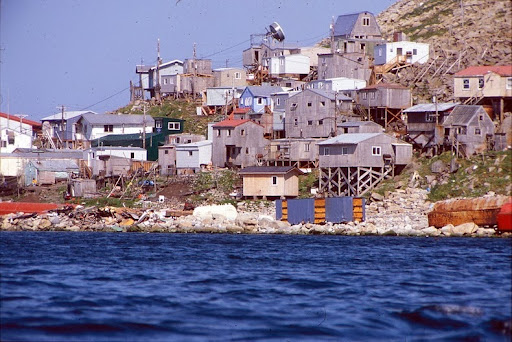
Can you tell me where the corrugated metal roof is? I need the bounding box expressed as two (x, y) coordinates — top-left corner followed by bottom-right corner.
(307, 88), (352, 101)
(42, 110), (97, 121)
(0, 112), (42, 127)
(212, 119), (250, 128)
(9, 149), (85, 159)
(176, 140), (212, 149)
(443, 105), (484, 126)
(403, 103), (459, 113)
(238, 166), (303, 175)
(338, 121), (381, 127)
(317, 133), (384, 145)
(334, 13), (361, 36)
(454, 65), (512, 77)
(81, 113), (154, 125)
(246, 86), (285, 97)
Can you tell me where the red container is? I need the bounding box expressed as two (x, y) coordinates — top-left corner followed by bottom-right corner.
(0, 202), (60, 216)
(497, 202), (512, 232)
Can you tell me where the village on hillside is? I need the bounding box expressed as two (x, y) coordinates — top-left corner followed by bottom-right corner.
(0, 10), (511, 214)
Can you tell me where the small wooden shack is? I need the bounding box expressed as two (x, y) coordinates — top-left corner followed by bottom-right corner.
(238, 166), (304, 199)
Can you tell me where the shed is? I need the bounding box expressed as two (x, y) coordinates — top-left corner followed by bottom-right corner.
(25, 160), (79, 186)
(68, 179), (97, 198)
(238, 166), (304, 199)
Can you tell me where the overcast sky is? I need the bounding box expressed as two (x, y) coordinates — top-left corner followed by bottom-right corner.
(0, 0), (394, 121)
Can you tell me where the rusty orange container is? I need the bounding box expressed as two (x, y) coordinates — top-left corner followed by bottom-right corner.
(497, 202), (512, 232)
(0, 202), (61, 215)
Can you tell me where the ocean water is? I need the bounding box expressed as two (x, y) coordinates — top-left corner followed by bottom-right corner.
(0, 232), (510, 342)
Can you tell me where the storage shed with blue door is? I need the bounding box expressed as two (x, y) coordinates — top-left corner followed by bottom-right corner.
(276, 196), (365, 224)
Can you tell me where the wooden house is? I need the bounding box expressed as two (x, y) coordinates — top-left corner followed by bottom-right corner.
(264, 138), (321, 169)
(355, 83), (411, 132)
(442, 105), (495, 157)
(271, 91), (300, 139)
(133, 60), (183, 100)
(175, 140), (212, 174)
(285, 89), (353, 139)
(453, 65), (512, 122)
(306, 77), (367, 92)
(25, 159), (79, 186)
(0, 112), (41, 153)
(238, 166), (303, 199)
(41, 110), (96, 149)
(266, 54), (310, 79)
(374, 41), (430, 67)
(152, 117), (185, 135)
(158, 133), (208, 175)
(239, 86), (284, 113)
(403, 103), (458, 150)
(211, 119), (268, 168)
(317, 53), (373, 81)
(318, 132), (412, 196)
(332, 12), (385, 55)
(213, 68), (247, 88)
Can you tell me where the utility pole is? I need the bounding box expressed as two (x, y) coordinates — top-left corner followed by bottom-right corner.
(142, 105), (146, 149)
(330, 16), (335, 54)
(192, 43), (197, 100)
(155, 39), (162, 103)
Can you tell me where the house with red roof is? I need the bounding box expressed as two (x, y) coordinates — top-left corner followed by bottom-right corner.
(454, 65), (512, 122)
(0, 112), (42, 153)
(211, 119), (268, 168)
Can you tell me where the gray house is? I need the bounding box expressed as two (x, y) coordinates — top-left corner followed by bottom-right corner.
(442, 105), (495, 157)
(265, 138), (322, 169)
(41, 110), (97, 149)
(175, 140), (212, 174)
(318, 132), (412, 196)
(286, 89), (353, 138)
(158, 134), (206, 175)
(338, 120), (383, 134)
(271, 90), (300, 139)
(332, 11), (385, 55)
(317, 53), (373, 81)
(211, 119), (268, 168)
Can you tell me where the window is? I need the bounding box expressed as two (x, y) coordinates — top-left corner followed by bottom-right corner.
(227, 129), (232, 137)
(320, 101), (325, 107)
(294, 118), (298, 126)
(216, 130), (221, 137)
(323, 147), (330, 155)
(318, 82), (324, 89)
(463, 79), (470, 90)
(478, 77), (484, 89)
(319, 120), (323, 125)
(1, 141), (6, 148)
(370, 92), (376, 99)
(155, 121), (162, 129)
(362, 92), (367, 100)
(372, 146), (381, 156)
(475, 128), (481, 135)
(307, 102), (312, 107)
(130, 152), (135, 159)
(507, 77), (512, 89)
(189, 151), (193, 156)
(257, 97), (264, 105)
(276, 98), (281, 106)
(362, 17), (370, 26)
(165, 150), (169, 155)
(234, 72), (241, 79)
(280, 59), (284, 66)
(164, 79), (168, 85)
(308, 120), (313, 126)
(168, 122), (181, 130)
(426, 113), (436, 122)
(378, 48), (382, 57)
(341, 147), (348, 155)
(104, 125), (113, 132)
(240, 129), (245, 136)
(271, 176), (278, 186)
(245, 148), (249, 154)
(479, 115), (484, 121)
(413, 49), (417, 55)
(291, 103), (298, 110)
(304, 143), (310, 152)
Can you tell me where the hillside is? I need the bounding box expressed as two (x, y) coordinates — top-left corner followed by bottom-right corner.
(376, 0), (512, 103)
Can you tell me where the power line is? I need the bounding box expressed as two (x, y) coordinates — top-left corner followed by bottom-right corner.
(200, 39), (250, 59)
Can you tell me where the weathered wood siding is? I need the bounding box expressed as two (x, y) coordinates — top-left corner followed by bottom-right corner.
(242, 173), (299, 197)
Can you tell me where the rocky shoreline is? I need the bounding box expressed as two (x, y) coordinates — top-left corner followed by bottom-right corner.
(1, 188), (510, 238)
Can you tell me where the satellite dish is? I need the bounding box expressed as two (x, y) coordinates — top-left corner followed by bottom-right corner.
(268, 22), (285, 42)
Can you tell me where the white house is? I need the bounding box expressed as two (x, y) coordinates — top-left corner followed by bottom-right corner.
(267, 54), (310, 77)
(86, 146), (147, 162)
(41, 110), (97, 147)
(0, 112), (41, 153)
(374, 41), (430, 66)
(76, 113), (154, 142)
(175, 140), (212, 174)
(307, 77), (367, 92)
(204, 87), (243, 107)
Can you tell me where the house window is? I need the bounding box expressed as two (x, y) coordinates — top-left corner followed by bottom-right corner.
(370, 92), (376, 99)
(307, 102), (312, 107)
(362, 93), (367, 100)
(131, 152), (135, 159)
(1, 140), (6, 148)
(294, 118), (298, 126)
(308, 120), (313, 126)
(240, 129), (245, 136)
(341, 147), (348, 155)
(164, 79), (168, 85)
(320, 101), (325, 107)
(323, 147), (330, 155)
(271, 176), (278, 186)
(362, 17), (370, 26)
(276, 98), (281, 106)
(378, 48), (382, 57)
(168, 122), (181, 130)
(216, 130), (221, 137)
(164, 150), (169, 155)
(372, 146), (381, 156)
(507, 77), (512, 89)
(478, 77), (484, 89)
(475, 128), (481, 135)
(304, 143), (310, 152)
(280, 59), (284, 66)
(257, 97), (264, 105)
(426, 113), (436, 122)
(318, 82), (324, 89)
(189, 151), (193, 156)
(319, 120), (323, 125)
(104, 125), (113, 132)
(227, 129), (232, 137)
(156, 121), (162, 129)
(245, 147), (249, 154)
(291, 103), (298, 110)
(463, 79), (470, 90)
(234, 72), (241, 79)
(413, 49), (417, 55)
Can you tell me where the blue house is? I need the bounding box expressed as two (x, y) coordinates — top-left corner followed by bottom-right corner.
(238, 86), (285, 113)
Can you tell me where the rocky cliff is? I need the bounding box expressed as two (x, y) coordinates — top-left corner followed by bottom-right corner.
(376, 0), (512, 103)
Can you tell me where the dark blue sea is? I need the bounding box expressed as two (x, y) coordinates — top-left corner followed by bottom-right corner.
(1, 232), (511, 342)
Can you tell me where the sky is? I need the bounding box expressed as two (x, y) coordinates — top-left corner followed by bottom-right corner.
(0, 0), (394, 121)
